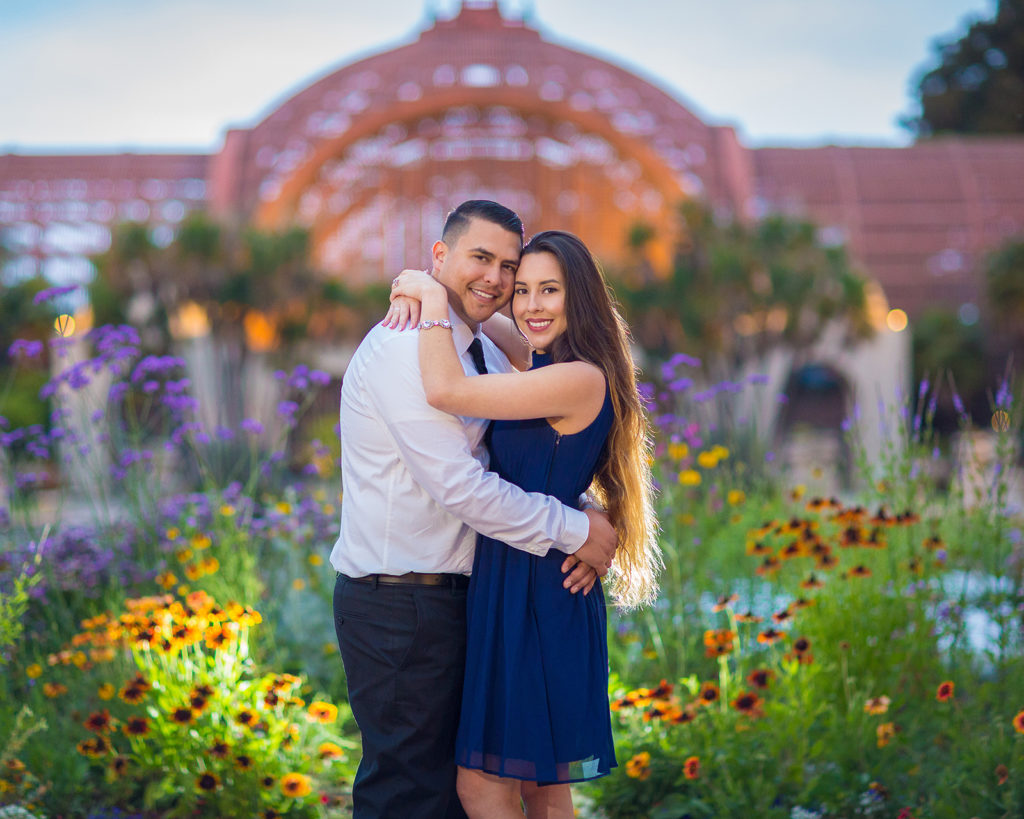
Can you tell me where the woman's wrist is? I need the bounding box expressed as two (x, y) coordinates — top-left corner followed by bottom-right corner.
(421, 289), (448, 319)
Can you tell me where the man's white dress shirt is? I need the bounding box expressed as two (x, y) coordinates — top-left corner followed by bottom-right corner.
(330, 307), (589, 577)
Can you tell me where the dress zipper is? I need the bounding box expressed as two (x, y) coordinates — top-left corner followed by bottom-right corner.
(543, 430), (562, 493)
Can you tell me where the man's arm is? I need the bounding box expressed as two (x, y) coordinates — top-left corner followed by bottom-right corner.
(367, 332), (615, 571)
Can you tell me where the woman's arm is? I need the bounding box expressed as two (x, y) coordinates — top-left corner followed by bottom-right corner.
(392, 271), (605, 423)
(482, 311), (532, 371)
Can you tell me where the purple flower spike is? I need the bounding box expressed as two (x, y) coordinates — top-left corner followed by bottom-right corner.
(8, 339), (45, 359)
(952, 392), (965, 416)
(669, 377), (693, 392)
(240, 418), (264, 435)
(310, 369), (331, 387)
(32, 284), (78, 304)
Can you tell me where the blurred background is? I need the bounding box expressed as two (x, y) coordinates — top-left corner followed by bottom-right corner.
(2, 0), (1022, 490)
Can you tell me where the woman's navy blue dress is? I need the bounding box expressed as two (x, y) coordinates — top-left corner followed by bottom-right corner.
(455, 352), (617, 784)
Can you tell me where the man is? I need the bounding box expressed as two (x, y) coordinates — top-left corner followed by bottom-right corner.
(330, 200), (617, 818)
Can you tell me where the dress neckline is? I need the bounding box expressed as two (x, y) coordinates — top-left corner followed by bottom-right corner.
(530, 351), (553, 369)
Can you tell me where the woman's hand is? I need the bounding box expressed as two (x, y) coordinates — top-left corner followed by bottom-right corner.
(390, 269), (446, 303)
(381, 296), (420, 330)
(381, 269), (444, 330)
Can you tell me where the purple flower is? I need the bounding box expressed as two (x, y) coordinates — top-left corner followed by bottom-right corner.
(995, 379), (1012, 410)
(765, 451), (776, 462)
(841, 418), (852, 432)
(142, 380), (160, 394)
(746, 373), (769, 385)
(240, 418), (264, 435)
(277, 400), (299, 420)
(692, 390), (715, 403)
(668, 352), (701, 369)
(8, 339), (44, 359)
(32, 284), (78, 304)
(215, 426), (235, 441)
(952, 392), (965, 416)
(669, 377), (693, 392)
(918, 379), (930, 400)
(310, 369), (331, 387)
(776, 393), (789, 405)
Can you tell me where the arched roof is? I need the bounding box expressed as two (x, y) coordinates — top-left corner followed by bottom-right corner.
(209, 2), (725, 278)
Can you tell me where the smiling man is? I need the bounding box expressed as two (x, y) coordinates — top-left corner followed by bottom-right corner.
(330, 200), (618, 819)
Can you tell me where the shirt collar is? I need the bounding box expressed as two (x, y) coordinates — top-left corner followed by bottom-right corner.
(447, 306), (481, 357)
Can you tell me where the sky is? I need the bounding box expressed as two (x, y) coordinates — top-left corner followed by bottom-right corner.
(0, 0), (995, 153)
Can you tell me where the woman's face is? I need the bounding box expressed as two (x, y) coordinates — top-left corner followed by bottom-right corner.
(512, 251), (568, 353)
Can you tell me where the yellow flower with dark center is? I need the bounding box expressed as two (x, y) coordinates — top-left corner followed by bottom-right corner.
(849, 564), (872, 578)
(755, 556), (781, 577)
(84, 709), (113, 733)
(109, 756), (128, 778)
(318, 741), (345, 760)
(119, 684), (147, 705)
(711, 593), (738, 613)
(200, 556), (219, 575)
(864, 696), (891, 715)
(1014, 710), (1024, 734)
(235, 708), (258, 727)
(196, 772), (221, 792)
(731, 691), (763, 717)
(876, 722), (897, 747)
(280, 772), (313, 797)
(210, 738), (231, 759)
(176, 548), (193, 564)
(261, 775), (276, 789)
(771, 608), (793, 625)
(234, 754), (254, 771)
(935, 681), (955, 702)
(922, 534), (945, 550)
(190, 694), (209, 714)
(625, 751), (651, 780)
(4, 759), (25, 772)
(816, 553), (840, 570)
(746, 668), (775, 689)
(184, 562), (203, 581)
(43, 682), (68, 698)
(734, 610), (763, 624)
(155, 571), (177, 589)
(746, 540), (772, 556)
(697, 682), (720, 706)
(683, 756), (700, 779)
(263, 810), (281, 819)
(76, 736), (111, 758)
(727, 489), (745, 506)
(757, 628), (787, 645)
(123, 716), (150, 736)
(170, 706), (194, 725)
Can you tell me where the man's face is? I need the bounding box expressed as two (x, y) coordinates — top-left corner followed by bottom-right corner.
(432, 218), (521, 327)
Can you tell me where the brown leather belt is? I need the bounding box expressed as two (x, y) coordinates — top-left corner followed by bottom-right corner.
(348, 572), (469, 589)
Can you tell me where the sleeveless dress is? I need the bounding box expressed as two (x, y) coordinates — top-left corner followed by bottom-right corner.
(455, 351), (617, 784)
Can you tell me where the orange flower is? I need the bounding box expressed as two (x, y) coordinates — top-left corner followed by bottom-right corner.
(668, 705), (698, 724)
(625, 752), (652, 780)
(757, 628), (787, 645)
(711, 593), (738, 612)
(280, 772), (313, 797)
(1013, 710), (1024, 734)
(995, 764), (1009, 786)
(746, 540), (773, 556)
(848, 564), (872, 578)
(787, 636), (813, 665)
(683, 755), (699, 779)
(746, 668), (775, 689)
(876, 722), (897, 748)
(755, 556), (781, 577)
(307, 701), (339, 724)
(109, 755), (128, 778)
(935, 681), (954, 702)
(123, 716), (150, 737)
(210, 738), (231, 758)
(43, 682), (68, 698)
(84, 709), (113, 733)
(170, 706), (194, 725)
(235, 708), (258, 727)
(800, 573), (825, 590)
(771, 608), (793, 625)
(734, 610), (763, 624)
(76, 735), (111, 758)
(234, 754), (254, 771)
(922, 534), (945, 550)
(697, 682), (720, 706)
(816, 553), (839, 570)
(864, 696), (891, 715)
(730, 691), (764, 717)
(318, 741), (345, 760)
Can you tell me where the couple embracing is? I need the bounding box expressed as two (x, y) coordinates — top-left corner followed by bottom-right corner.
(330, 200), (660, 818)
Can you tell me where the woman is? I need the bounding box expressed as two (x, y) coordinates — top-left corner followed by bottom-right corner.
(389, 230), (660, 818)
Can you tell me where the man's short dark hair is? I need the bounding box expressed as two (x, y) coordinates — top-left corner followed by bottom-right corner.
(441, 200), (524, 247)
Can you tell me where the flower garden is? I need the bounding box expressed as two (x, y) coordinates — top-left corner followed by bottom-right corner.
(1, 299), (1022, 818)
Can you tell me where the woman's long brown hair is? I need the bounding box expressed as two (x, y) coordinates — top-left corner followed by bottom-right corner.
(522, 231), (660, 609)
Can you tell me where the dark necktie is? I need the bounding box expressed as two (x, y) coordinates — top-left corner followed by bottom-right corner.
(468, 338), (488, 374)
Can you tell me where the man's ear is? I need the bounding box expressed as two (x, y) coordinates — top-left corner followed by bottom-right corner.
(430, 240), (447, 275)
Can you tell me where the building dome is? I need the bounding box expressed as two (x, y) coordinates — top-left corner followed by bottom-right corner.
(210, 1), (730, 279)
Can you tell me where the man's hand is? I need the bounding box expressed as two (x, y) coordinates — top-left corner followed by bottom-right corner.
(571, 508), (617, 577)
